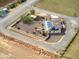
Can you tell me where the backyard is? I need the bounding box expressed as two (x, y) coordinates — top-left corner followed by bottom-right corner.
(14, 18), (62, 42)
(11, 10), (66, 43)
(34, 0), (79, 16)
(64, 32), (79, 59)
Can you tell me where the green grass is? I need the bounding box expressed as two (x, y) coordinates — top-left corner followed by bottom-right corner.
(35, 0), (79, 16)
(64, 32), (79, 59)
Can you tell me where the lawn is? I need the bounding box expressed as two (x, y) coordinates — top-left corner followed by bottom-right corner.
(34, 0), (79, 16)
(0, 0), (14, 7)
(64, 32), (79, 59)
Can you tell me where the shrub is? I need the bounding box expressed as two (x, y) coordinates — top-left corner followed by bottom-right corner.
(30, 9), (35, 15)
(34, 16), (42, 21)
(8, 3), (17, 9)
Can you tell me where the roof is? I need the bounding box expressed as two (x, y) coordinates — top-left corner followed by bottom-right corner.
(43, 20), (61, 32)
(44, 20), (55, 31)
(0, 8), (8, 12)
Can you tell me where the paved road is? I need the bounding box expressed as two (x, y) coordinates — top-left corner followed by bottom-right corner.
(0, 0), (79, 54)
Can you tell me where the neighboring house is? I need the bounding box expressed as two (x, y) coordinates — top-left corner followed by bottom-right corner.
(0, 8), (8, 17)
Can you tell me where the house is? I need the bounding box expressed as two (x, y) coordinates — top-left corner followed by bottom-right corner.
(0, 8), (8, 17)
(43, 20), (61, 34)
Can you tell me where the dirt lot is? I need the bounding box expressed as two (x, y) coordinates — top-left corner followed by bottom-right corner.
(0, 33), (61, 59)
(0, 0), (15, 7)
(13, 19), (63, 43)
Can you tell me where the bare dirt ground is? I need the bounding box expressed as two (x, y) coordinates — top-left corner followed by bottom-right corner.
(14, 20), (63, 43)
(0, 0), (15, 7)
(0, 33), (61, 59)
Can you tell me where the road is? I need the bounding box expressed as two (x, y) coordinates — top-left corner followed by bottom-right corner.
(0, 0), (79, 54)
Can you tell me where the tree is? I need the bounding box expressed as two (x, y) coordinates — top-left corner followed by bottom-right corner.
(22, 16), (34, 24)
